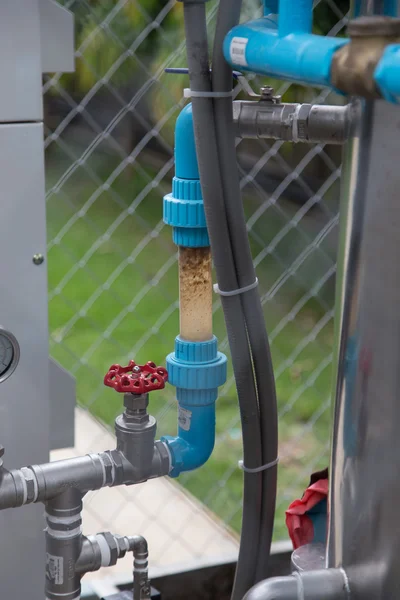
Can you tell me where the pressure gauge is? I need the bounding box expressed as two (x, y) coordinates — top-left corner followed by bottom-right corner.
(0, 329), (20, 383)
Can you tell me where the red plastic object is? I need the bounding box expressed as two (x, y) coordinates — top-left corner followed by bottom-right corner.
(285, 476), (328, 549)
(104, 360), (168, 394)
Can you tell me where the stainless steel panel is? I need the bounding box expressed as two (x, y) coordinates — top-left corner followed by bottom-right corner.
(49, 358), (76, 450)
(327, 99), (400, 598)
(0, 123), (49, 599)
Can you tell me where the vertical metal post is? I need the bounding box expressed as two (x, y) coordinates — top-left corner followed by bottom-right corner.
(327, 5), (400, 598)
(0, 118), (50, 599)
(0, 2), (74, 599)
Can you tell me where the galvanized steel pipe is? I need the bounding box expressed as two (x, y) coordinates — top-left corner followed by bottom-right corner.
(243, 569), (350, 600)
(232, 101), (350, 145)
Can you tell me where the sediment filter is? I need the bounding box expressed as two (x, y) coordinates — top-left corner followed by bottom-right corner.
(178, 246), (212, 342)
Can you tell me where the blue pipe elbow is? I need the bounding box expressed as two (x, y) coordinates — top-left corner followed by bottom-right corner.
(163, 403), (216, 477)
(163, 103), (209, 248)
(161, 337), (227, 477)
(224, 18), (347, 88)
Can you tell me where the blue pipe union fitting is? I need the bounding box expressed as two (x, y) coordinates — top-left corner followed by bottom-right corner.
(162, 336), (227, 477)
(163, 177), (209, 247)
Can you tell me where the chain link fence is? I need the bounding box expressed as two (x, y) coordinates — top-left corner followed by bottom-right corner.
(46, 0), (348, 574)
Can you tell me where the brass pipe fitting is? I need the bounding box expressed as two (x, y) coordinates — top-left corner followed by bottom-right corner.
(331, 16), (400, 99)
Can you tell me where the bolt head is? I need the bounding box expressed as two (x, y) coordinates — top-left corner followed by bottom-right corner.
(32, 254), (44, 265)
(260, 86), (281, 104)
(260, 86), (273, 97)
(132, 365), (141, 373)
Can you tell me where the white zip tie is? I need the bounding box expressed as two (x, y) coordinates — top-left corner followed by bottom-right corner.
(213, 277), (258, 297)
(292, 103), (303, 143)
(184, 88), (234, 99)
(238, 456), (279, 473)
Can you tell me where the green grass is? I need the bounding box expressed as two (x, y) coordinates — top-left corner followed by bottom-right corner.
(46, 148), (334, 542)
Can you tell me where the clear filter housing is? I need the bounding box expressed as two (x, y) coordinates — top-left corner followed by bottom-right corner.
(178, 246), (212, 342)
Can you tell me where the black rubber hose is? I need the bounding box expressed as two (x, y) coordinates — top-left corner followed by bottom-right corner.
(212, 0), (278, 585)
(182, 3), (264, 595)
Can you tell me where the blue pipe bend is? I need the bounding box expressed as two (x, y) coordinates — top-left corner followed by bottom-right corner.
(161, 337), (227, 477)
(162, 403), (216, 477)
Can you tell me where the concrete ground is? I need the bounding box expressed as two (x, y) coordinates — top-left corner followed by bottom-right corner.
(51, 408), (239, 592)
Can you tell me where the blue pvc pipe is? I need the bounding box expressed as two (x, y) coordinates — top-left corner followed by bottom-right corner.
(175, 103), (199, 180)
(263, 0), (279, 16)
(224, 19), (347, 87)
(278, 0), (313, 37)
(164, 103), (210, 246)
(162, 337), (227, 477)
(384, 0), (398, 15)
(162, 403), (216, 477)
(375, 44), (400, 103)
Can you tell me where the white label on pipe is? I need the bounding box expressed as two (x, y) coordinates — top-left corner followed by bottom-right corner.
(178, 407), (192, 432)
(46, 553), (64, 585)
(230, 37), (249, 67)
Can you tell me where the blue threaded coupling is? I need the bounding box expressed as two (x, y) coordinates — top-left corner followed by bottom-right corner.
(166, 336), (227, 405)
(163, 177), (209, 247)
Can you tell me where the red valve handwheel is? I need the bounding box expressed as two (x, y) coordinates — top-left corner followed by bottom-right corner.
(104, 360), (168, 394)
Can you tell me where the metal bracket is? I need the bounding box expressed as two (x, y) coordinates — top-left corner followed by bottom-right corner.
(331, 15), (400, 98)
(164, 67), (277, 100)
